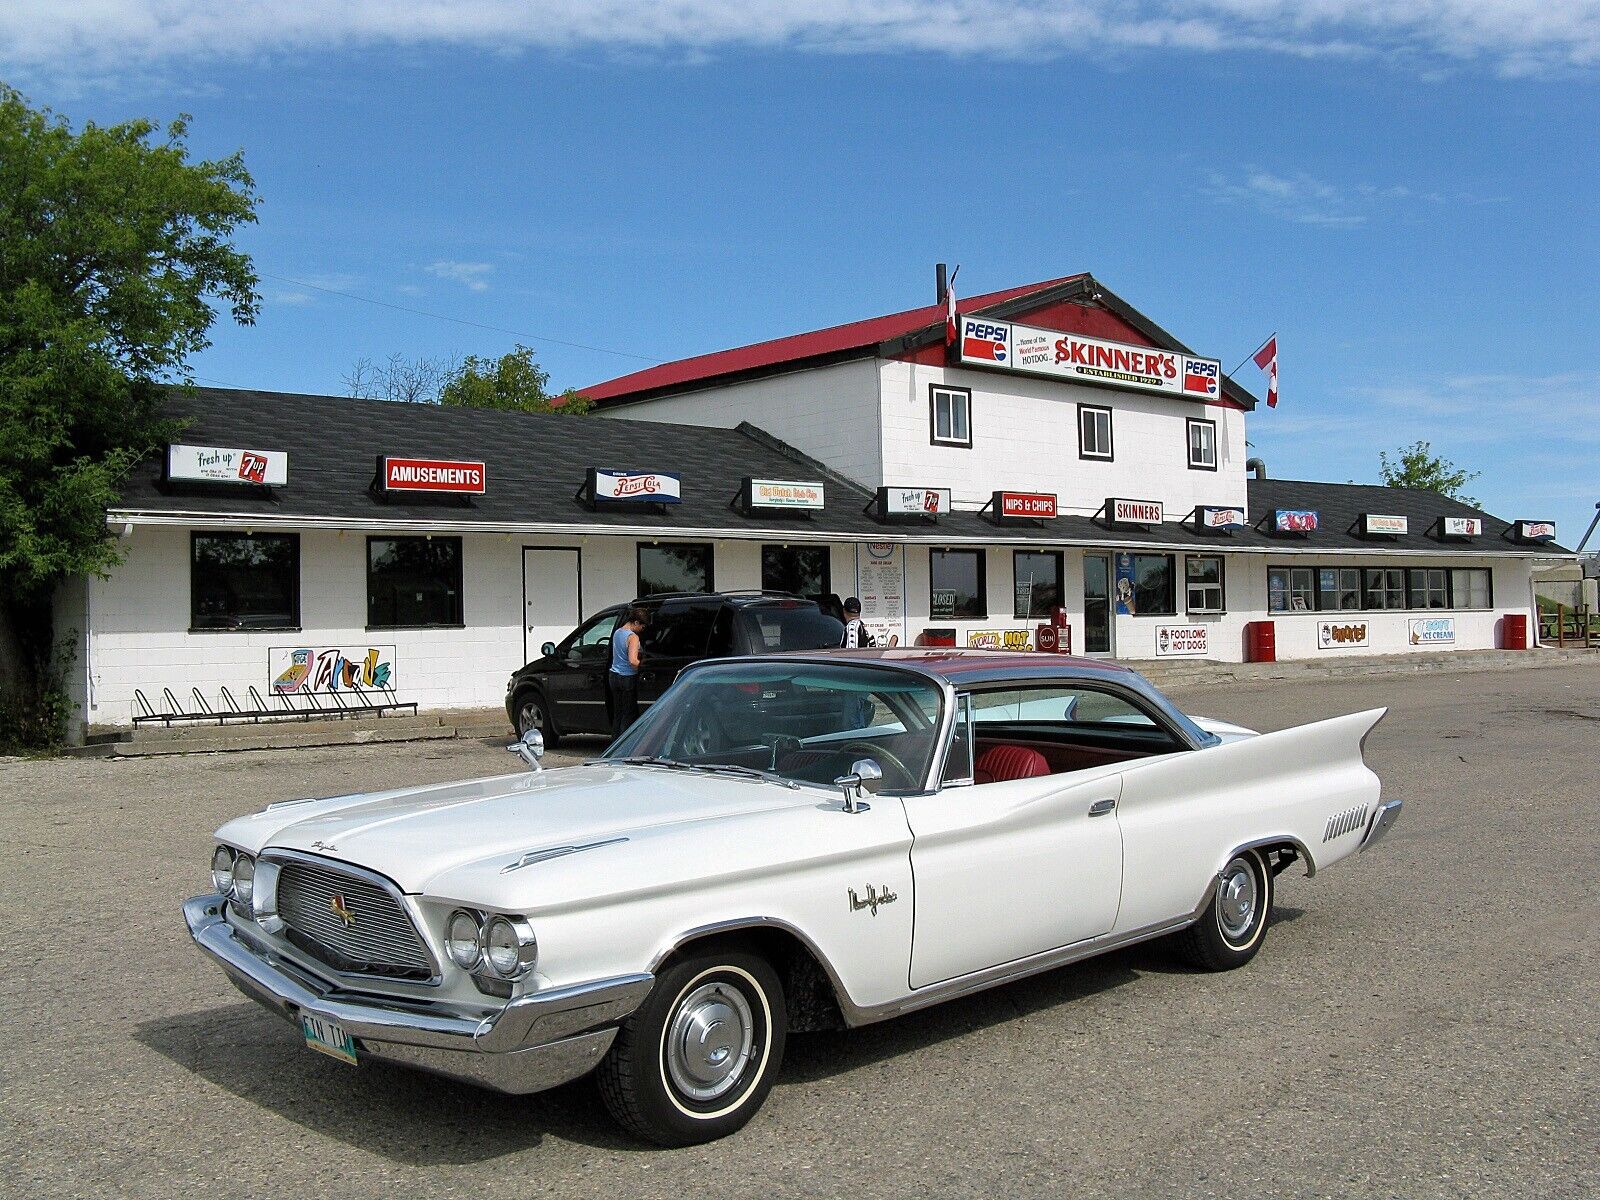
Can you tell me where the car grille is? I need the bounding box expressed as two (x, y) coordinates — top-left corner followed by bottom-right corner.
(275, 859), (435, 981)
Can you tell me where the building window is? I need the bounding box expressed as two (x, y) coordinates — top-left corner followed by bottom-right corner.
(930, 549), (987, 618)
(1364, 567), (1406, 610)
(1452, 567), (1493, 610)
(1131, 554), (1177, 616)
(1268, 566), (1317, 612)
(1012, 550), (1063, 618)
(1078, 404), (1113, 460)
(1186, 418), (1217, 471)
(367, 537), (463, 628)
(1408, 568), (1449, 610)
(1318, 567), (1364, 611)
(638, 542), (714, 598)
(929, 385), (972, 448)
(191, 532), (299, 631)
(1185, 556), (1225, 614)
(761, 544), (830, 599)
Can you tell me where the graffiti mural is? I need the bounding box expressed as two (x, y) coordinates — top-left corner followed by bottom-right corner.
(270, 646), (397, 693)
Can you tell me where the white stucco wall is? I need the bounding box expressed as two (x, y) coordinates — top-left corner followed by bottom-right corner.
(594, 359), (884, 489)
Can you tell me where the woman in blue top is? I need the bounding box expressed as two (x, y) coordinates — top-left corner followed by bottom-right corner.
(608, 607), (648, 739)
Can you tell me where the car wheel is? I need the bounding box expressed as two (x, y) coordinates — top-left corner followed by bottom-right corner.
(1172, 848), (1273, 971)
(597, 948), (787, 1146)
(513, 690), (560, 747)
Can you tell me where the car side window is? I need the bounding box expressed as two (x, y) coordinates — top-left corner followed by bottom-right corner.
(970, 686), (1155, 728)
(643, 603), (718, 659)
(565, 612), (617, 660)
(939, 694), (975, 785)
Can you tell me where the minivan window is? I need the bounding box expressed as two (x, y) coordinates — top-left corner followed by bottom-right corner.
(738, 604), (846, 652)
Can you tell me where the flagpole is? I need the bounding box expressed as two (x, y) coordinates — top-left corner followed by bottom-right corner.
(1224, 332), (1276, 381)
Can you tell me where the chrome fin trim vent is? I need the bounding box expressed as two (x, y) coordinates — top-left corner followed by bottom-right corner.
(1323, 804), (1370, 843)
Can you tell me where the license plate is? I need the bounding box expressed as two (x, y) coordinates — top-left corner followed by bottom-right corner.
(301, 1013), (358, 1066)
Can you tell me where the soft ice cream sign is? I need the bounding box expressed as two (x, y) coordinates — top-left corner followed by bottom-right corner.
(167, 443), (287, 487)
(957, 316), (1223, 401)
(1408, 617), (1455, 646)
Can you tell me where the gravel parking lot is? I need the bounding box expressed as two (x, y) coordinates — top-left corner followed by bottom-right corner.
(2, 664), (1595, 1199)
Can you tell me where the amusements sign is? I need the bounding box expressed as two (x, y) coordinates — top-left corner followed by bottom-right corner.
(380, 456), (486, 494)
(1408, 617), (1456, 645)
(167, 443), (287, 487)
(271, 646), (396, 693)
(1155, 625), (1210, 657)
(1317, 621), (1369, 650)
(593, 469), (682, 503)
(956, 315), (1224, 401)
(854, 542), (906, 647)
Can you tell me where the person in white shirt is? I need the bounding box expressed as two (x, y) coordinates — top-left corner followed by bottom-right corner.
(840, 597), (875, 648)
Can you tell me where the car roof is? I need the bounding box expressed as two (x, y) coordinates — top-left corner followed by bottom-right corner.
(802, 648), (1140, 685)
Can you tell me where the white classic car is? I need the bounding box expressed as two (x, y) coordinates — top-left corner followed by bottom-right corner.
(186, 650), (1400, 1145)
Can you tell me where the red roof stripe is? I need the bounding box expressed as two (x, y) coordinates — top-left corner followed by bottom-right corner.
(583, 274), (1086, 403)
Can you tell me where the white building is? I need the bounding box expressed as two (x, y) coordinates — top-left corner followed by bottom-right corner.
(55, 271), (1569, 740)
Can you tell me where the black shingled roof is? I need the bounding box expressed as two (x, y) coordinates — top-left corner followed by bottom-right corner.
(114, 388), (1568, 556)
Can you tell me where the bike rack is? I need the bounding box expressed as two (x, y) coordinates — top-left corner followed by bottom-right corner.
(130, 683), (417, 726)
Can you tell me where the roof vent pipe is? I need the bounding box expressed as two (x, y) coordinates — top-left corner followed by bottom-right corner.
(1247, 457), (1267, 479)
(936, 263), (948, 303)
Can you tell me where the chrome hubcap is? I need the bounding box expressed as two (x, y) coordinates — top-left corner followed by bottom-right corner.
(665, 981), (755, 1102)
(1217, 859), (1258, 941)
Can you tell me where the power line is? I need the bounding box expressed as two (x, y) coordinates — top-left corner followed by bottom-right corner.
(258, 272), (664, 365)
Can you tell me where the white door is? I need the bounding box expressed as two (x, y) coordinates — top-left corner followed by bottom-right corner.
(523, 548), (581, 664)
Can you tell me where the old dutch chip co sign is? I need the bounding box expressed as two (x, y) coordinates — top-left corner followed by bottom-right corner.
(995, 491), (1057, 519)
(379, 456), (486, 494)
(748, 479), (825, 510)
(167, 443), (287, 487)
(1363, 514), (1408, 535)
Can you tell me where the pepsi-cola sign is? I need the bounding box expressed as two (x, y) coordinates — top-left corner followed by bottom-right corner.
(1516, 520), (1556, 543)
(592, 469), (682, 503)
(956, 316), (1223, 401)
(1199, 506), (1246, 532)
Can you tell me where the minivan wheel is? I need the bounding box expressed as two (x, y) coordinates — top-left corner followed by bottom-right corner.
(513, 690), (560, 747)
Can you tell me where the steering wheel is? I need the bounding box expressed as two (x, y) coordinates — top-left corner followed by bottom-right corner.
(836, 741), (915, 790)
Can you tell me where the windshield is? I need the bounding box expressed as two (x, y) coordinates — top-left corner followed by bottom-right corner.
(737, 604), (844, 652)
(604, 660), (944, 792)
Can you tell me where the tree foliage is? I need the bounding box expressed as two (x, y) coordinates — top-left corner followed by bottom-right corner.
(1377, 441), (1480, 506)
(345, 345), (590, 414)
(0, 85), (258, 744)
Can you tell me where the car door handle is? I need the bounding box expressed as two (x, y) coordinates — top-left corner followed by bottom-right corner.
(1087, 798), (1117, 817)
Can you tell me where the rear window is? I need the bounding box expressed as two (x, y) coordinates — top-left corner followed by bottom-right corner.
(738, 604), (845, 652)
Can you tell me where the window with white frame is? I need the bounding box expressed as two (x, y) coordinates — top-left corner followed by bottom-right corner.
(1186, 418), (1217, 470)
(1451, 567), (1492, 609)
(1185, 556), (1225, 613)
(929, 385), (971, 448)
(1078, 404), (1113, 460)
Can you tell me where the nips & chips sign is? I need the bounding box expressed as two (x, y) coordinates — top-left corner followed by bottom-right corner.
(995, 491), (1058, 520)
(955, 315), (1223, 402)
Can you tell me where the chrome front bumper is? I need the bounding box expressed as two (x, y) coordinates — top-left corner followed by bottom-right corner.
(1360, 798), (1403, 851)
(184, 895), (653, 1095)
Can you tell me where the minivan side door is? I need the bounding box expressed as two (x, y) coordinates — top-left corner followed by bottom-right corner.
(544, 607), (620, 733)
(636, 600), (719, 708)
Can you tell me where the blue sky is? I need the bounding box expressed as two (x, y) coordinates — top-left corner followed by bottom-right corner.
(4, 3), (1597, 542)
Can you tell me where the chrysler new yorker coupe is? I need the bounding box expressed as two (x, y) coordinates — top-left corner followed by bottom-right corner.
(185, 650), (1400, 1145)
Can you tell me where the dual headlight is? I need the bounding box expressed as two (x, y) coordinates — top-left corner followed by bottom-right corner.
(211, 846), (280, 930)
(445, 909), (538, 979)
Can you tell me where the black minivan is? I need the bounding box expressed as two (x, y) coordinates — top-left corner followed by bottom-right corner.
(506, 592), (845, 742)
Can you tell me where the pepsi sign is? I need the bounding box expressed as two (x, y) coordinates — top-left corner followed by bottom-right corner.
(960, 317), (1009, 364)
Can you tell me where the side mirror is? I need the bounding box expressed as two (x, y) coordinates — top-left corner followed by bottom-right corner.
(507, 727), (545, 770)
(832, 757), (883, 814)
(541, 641), (557, 658)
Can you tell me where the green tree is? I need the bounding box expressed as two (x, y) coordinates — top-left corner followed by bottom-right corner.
(1378, 441), (1480, 506)
(437, 345), (591, 414)
(0, 86), (258, 745)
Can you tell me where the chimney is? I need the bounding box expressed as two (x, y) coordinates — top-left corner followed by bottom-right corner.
(936, 263), (948, 304)
(1247, 457), (1268, 480)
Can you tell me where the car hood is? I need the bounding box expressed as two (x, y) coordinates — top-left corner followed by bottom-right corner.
(217, 763), (812, 894)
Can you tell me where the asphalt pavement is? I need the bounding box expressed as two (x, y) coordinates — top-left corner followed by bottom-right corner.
(1, 664), (1595, 1199)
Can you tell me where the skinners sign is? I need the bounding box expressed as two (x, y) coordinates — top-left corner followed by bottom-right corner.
(1443, 517), (1483, 537)
(379, 456), (486, 494)
(748, 479), (825, 510)
(1109, 497), (1164, 525)
(1363, 514), (1409, 535)
(995, 491), (1058, 519)
(593, 470), (682, 503)
(956, 315), (1223, 401)
(1155, 625), (1210, 657)
(167, 443), (287, 487)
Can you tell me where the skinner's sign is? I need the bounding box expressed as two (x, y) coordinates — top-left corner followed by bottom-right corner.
(1109, 497), (1164, 525)
(956, 315), (1223, 401)
(379, 456), (486, 494)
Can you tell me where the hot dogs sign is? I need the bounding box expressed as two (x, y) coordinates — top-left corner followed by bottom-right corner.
(956, 315), (1223, 401)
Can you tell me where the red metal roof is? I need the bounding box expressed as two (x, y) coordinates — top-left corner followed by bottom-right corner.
(584, 274), (1088, 403)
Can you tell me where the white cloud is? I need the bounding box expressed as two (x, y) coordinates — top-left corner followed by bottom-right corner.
(1355, 371), (1600, 444)
(425, 260), (495, 291)
(2, 2), (1596, 81)
(1205, 167), (1466, 225)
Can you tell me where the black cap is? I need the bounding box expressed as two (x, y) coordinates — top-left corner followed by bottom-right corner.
(844, 597), (862, 614)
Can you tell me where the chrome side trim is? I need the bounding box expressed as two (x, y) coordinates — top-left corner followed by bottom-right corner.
(1218, 833), (1317, 879)
(1360, 798), (1403, 852)
(501, 837), (629, 874)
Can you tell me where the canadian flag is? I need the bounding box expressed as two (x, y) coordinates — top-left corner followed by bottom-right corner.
(945, 284), (958, 346)
(1252, 334), (1279, 408)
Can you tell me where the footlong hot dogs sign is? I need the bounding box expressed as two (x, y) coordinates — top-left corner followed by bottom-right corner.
(956, 315), (1223, 400)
